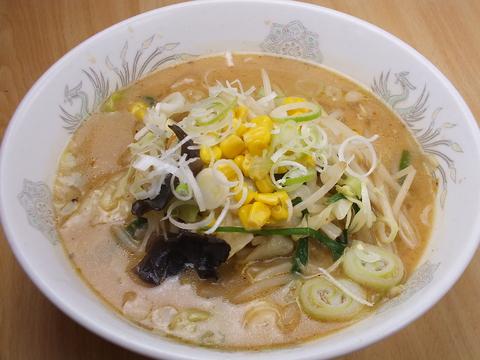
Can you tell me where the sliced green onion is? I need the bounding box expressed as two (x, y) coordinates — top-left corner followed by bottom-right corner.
(343, 241), (405, 291)
(292, 237), (309, 274)
(172, 203), (199, 223)
(399, 150), (411, 170)
(175, 182), (190, 197)
(215, 226), (345, 260)
(299, 277), (365, 321)
(283, 170), (316, 186)
(270, 102), (323, 123)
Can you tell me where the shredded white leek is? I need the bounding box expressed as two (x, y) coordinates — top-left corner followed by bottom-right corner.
(155, 92), (185, 115)
(184, 164), (206, 211)
(293, 162), (347, 214)
(338, 135), (379, 178)
(225, 51), (234, 67)
(205, 199), (231, 234)
(229, 186), (248, 210)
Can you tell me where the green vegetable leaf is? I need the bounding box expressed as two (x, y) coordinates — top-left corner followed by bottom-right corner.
(352, 203), (360, 214)
(336, 229), (348, 246)
(292, 237), (309, 274)
(142, 96), (156, 107)
(125, 217), (147, 237)
(215, 226), (345, 260)
(292, 197), (309, 217)
(399, 150), (411, 170)
(398, 150), (411, 184)
(327, 192), (346, 204)
(292, 197), (303, 206)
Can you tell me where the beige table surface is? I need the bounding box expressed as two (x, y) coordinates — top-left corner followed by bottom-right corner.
(1, 0), (479, 359)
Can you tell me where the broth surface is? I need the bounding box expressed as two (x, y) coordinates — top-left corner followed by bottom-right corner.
(54, 54), (436, 349)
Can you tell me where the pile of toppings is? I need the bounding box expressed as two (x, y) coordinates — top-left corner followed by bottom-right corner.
(103, 68), (418, 321)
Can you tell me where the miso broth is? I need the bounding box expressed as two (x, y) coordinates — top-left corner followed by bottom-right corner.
(53, 54), (436, 349)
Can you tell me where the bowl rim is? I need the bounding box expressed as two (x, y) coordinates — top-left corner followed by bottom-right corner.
(1, 0), (480, 359)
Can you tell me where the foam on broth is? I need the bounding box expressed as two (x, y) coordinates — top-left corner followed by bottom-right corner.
(54, 54), (437, 349)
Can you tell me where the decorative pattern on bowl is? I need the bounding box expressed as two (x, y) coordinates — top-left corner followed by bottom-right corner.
(261, 20), (323, 63)
(60, 37), (195, 133)
(377, 261), (441, 313)
(18, 179), (58, 244)
(372, 71), (462, 206)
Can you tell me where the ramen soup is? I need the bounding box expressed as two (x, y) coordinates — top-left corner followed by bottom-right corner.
(53, 54), (437, 349)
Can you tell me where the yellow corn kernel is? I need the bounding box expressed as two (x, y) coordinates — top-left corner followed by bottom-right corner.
(234, 105), (248, 121)
(271, 204), (289, 221)
(270, 191), (290, 221)
(254, 192), (279, 206)
(220, 134), (245, 159)
(251, 115), (273, 130)
(245, 190), (256, 204)
(128, 101), (148, 121)
(241, 153), (253, 176)
(233, 154), (245, 170)
(216, 163), (237, 181)
(282, 97), (307, 104)
(233, 186), (256, 204)
(247, 201), (271, 229)
(199, 146), (211, 164)
(212, 146), (222, 159)
(238, 204), (253, 228)
(243, 126), (271, 156)
(276, 191), (289, 203)
(199, 145), (222, 164)
(255, 177), (275, 193)
(299, 154), (316, 168)
(233, 117), (248, 136)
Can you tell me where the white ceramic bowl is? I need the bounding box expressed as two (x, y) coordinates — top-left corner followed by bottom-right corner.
(1, 1), (479, 359)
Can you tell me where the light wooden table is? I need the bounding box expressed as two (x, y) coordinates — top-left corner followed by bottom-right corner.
(1, 1), (479, 359)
